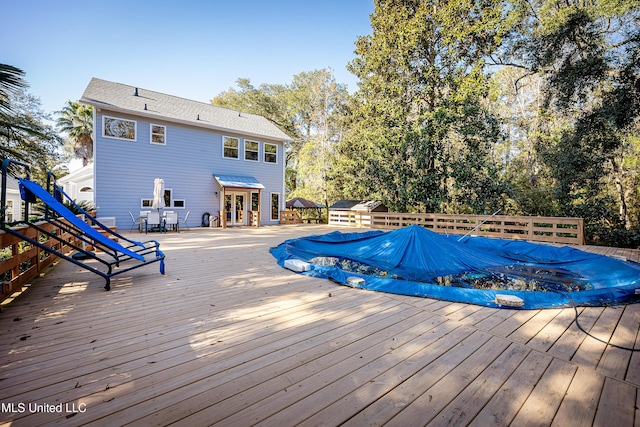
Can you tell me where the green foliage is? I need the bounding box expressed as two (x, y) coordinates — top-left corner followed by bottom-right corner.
(0, 64), (64, 177)
(0, 64), (27, 117)
(514, 0), (640, 234)
(56, 101), (94, 167)
(589, 226), (640, 248)
(334, 0), (512, 214)
(63, 200), (96, 215)
(211, 78), (299, 161)
(212, 70), (349, 206)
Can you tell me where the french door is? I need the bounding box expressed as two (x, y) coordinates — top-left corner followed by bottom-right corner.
(224, 192), (246, 226)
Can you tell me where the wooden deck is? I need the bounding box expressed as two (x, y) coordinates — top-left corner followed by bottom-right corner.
(0, 225), (638, 426)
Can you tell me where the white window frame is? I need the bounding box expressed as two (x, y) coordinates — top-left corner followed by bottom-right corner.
(223, 136), (240, 159)
(140, 188), (173, 208)
(250, 192), (260, 211)
(150, 124), (166, 145)
(245, 139), (260, 162)
(264, 143), (278, 164)
(270, 192), (280, 221)
(5, 200), (13, 222)
(103, 115), (137, 141)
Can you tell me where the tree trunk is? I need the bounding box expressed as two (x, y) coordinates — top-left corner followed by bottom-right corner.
(611, 158), (630, 229)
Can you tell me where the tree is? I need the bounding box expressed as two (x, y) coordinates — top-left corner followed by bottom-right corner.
(487, 66), (562, 216)
(56, 101), (94, 167)
(211, 78), (300, 190)
(0, 64), (63, 178)
(0, 64), (58, 166)
(502, 0), (640, 230)
(286, 69), (349, 206)
(335, 0), (511, 213)
(212, 70), (349, 205)
(0, 64), (27, 121)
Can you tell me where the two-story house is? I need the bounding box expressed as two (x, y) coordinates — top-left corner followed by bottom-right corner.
(80, 78), (291, 229)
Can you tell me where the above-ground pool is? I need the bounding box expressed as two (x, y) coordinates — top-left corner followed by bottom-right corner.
(270, 225), (640, 309)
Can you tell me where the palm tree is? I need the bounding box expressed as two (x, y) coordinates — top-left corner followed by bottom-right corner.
(56, 101), (94, 166)
(0, 64), (27, 115)
(0, 64), (54, 163)
(1, 64), (28, 148)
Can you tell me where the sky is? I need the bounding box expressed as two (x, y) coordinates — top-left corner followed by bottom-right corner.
(2, 0), (374, 116)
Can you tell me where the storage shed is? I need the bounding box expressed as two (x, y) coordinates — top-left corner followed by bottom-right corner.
(328, 200), (388, 227)
(329, 200), (388, 213)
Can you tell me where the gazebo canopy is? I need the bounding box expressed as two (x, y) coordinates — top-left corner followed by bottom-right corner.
(286, 197), (324, 209)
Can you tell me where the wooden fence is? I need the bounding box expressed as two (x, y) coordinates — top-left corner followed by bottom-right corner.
(280, 210), (303, 225)
(328, 211), (585, 245)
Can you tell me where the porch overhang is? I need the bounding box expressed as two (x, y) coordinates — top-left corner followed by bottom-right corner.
(213, 174), (265, 190)
(213, 175), (264, 228)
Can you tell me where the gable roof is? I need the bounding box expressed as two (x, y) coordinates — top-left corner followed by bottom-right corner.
(80, 78), (292, 142)
(329, 200), (388, 212)
(58, 164), (93, 184)
(286, 197), (324, 209)
(329, 200), (360, 210)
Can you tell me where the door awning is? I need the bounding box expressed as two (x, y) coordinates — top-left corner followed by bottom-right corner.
(214, 174), (265, 190)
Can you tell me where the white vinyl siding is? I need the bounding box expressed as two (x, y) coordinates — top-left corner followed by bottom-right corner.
(94, 109), (286, 228)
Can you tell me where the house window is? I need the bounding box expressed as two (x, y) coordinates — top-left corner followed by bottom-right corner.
(271, 192), (280, 221)
(151, 124), (166, 145)
(173, 200), (185, 209)
(140, 189), (172, 208)
(264, 143), (277, 163)
(223, 136), (239, 159)
(104, 116), (136, 140)
(163, 189), (172, 207)
(245, 140), (259, 161)
(251, 192), (259, 211)
(5, 200), (13, 222)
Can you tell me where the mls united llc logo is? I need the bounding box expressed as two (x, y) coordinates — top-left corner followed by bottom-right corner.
(1, 402), (87, 413)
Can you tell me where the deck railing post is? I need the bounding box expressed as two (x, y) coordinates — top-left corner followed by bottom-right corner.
(578, 218), (585, 245)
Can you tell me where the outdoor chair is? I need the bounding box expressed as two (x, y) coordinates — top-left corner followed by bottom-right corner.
(180, 211), (191, 230)
(1, 159), (165, 291)
(129, 211), (141, 231)
(165, 211), (179, 232)
(145, 211), (165, 234)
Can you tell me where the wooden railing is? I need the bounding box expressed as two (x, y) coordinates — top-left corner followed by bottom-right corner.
(280, 210), (303, 224)
(329, 211), (585, 245)
(1, 221), (77, 304)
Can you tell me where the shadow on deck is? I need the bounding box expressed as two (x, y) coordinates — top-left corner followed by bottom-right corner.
(0, 225), (638, 426)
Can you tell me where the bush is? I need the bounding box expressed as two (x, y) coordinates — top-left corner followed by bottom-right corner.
(587, 225), (640, 248)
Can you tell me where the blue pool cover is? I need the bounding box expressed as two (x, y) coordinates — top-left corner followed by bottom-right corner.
(270, 225), (640, 309)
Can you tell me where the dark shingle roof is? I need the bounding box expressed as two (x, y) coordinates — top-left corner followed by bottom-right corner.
(329, 200), (360, 210)
(329, 200), (388, 212)
(286, 197), (324, 209)
(80, 78), (291, 141)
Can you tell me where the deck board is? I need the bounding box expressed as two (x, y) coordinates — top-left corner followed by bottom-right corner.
(510, 358), (578, 426)
(468, 350), (554, 426)
(552, 366), (605, 427)
(0, 225), (638, 426)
